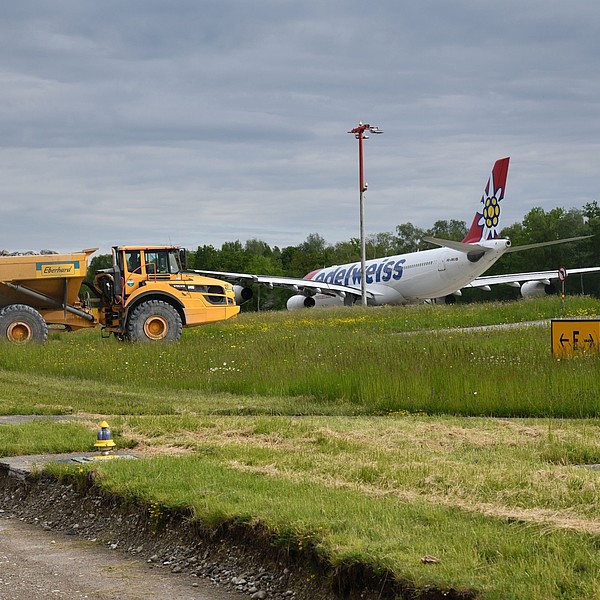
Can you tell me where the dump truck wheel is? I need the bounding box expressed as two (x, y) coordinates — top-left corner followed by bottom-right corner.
(126, 300), (182, 342)
(0, 304), (48, 343)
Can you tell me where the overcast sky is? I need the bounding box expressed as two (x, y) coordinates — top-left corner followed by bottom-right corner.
(1, 1), (599, 255)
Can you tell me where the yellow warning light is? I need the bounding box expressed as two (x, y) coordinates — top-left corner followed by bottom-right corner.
(94, 420), (116, 449)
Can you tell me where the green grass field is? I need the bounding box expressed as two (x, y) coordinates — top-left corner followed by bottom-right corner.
(1, 296), (600, 599)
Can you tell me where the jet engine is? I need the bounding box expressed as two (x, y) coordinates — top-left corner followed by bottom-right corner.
(286, 295), (316, 309)
(520, 280), (556, 298)
(233, 285), (253, 303)
(287, 293), (351, 309)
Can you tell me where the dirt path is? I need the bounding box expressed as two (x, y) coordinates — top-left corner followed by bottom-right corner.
(0, 516), (245, 600)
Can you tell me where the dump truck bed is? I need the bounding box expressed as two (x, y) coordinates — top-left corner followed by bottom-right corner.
(0, 249), (98, 329)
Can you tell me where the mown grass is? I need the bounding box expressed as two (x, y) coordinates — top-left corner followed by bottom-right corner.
(0, 420), (95, 456)
(1, 296), (600, 599)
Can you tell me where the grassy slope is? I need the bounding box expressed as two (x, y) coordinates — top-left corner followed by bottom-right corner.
(1, 296), (600, 599)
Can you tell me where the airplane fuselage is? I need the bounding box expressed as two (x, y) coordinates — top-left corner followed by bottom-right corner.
(307, 239), (511, 305)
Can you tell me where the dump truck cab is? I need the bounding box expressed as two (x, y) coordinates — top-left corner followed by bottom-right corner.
(93, 245), (239, 341)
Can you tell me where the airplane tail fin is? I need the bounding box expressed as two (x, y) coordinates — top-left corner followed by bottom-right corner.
(462, 157), (510, 243)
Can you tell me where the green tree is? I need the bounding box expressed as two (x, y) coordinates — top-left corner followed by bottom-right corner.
(219, 241), (247, 271)
(580, 201), (600, 296)
(394, 222), (425, 253)
(366, 231), (398, 259)
(86, 253), (112, 281)
(519, 207), (587, 272)
(280, 245), (300, 275)
(244, 239), (273, 258)
(192, 245), (221, 270)
(284, 233), (333, 277)
(427, 219), (467, 241)
(332, 239), (360, 264)
(243, 239), (284, 274)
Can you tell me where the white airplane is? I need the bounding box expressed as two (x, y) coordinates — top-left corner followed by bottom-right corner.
(195, 157), (600, 309)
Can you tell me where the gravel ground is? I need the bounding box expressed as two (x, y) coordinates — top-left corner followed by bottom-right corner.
(0, 516), (245, 600)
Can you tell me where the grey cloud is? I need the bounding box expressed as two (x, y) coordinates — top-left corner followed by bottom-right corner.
(1, 1), (599, 254)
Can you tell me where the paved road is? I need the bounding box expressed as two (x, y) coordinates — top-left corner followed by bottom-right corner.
(0, 516), (244, 600)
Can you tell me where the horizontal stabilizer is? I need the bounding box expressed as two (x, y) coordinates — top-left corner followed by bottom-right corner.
(422, 236), (489, 253)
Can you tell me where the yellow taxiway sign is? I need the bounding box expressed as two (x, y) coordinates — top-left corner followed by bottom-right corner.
(551, 319), (600, 357)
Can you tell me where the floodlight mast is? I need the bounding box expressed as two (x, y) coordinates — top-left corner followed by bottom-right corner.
(348, 122), (383, 306)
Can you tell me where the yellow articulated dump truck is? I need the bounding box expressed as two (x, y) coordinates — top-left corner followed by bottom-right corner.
(0, 245), (240, 343)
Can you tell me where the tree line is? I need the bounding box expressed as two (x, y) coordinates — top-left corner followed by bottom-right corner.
(88, 202), (600, 310)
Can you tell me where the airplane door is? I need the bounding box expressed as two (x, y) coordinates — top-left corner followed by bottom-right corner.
(438, 259), (446, 272)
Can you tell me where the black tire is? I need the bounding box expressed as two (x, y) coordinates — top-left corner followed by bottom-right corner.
(0, 304), (48, 343)
(126, 300), (182, 342)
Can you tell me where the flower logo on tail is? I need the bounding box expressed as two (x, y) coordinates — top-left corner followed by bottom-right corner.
(476, 172), (503, 240)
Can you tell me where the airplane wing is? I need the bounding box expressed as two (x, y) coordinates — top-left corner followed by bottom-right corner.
(466, 266), (600, 289)
(192, 269), (371, 299)
(504, 235), (592, 253)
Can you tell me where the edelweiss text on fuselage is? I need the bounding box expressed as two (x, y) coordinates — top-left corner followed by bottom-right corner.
(313, 258), (406, 286)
